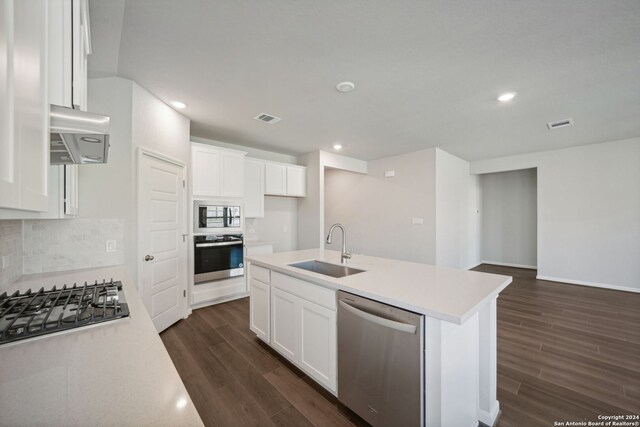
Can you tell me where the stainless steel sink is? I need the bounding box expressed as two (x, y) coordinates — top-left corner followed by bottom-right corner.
(288, 260), (365, 278)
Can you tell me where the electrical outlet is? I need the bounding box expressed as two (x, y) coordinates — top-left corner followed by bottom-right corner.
(412, 217), (424, 225)
(283, 225), (288, 233)
(105, 240), (117, 253)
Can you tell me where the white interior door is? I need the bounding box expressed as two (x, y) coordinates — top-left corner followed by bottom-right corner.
(139, 153), (187, 332)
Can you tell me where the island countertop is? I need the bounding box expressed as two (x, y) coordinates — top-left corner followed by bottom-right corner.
(0, 266), (203, 427)
(246, 249), (512, 324)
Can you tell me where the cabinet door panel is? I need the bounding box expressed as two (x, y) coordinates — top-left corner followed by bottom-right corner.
(0, 0), (19, 209)
(271, 288), (297, 361)
(13, 0), (48, 211)
(249, 278), (270, 342)
(221, 153), (244, 197)
(244, 159), (264, 218)
(286, 166), (306, 197)
(192, 148), (221, 196)
(264, 163), (286, 195)
(299, 299), (336, 392)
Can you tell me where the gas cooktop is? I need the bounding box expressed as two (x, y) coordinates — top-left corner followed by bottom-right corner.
(0, 279), (130, 346)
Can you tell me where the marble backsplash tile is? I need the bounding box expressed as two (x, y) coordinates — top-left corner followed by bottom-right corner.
(0, 220), (23, 291)
(23, 219), (124, 274)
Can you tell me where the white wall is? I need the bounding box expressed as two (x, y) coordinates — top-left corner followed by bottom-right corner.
(79, 77), (190, 282)
(246, 197), (298, 252)
(480, 169), (537, 268)
(435, 149), (481, 269)
(132, 84), (190, 165)
(297, 151), (323, 250)
(298, 151), (368, 250)
(324, 149), (437, 264)
(0, 220), (22, 290)
(83, 77), (136, 275)
(472, 137), (640, 292)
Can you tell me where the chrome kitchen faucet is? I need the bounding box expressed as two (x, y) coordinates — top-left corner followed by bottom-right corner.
(326, 223), (351, 264)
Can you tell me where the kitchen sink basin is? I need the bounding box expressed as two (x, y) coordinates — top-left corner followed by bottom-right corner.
(288, 260), (365, 278)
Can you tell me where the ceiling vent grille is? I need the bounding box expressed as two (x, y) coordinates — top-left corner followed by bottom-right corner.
(547, 118), (574, 130)
(254, 113), (281, 124)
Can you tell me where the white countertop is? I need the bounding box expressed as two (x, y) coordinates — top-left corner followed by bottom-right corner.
(0, 266), (203, 427)
(247, 249), (512, 324)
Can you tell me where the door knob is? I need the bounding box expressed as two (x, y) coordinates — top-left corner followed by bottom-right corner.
(144, 255), (155, 261)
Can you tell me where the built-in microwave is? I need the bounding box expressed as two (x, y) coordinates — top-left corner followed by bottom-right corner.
(194, 201), (242, 234)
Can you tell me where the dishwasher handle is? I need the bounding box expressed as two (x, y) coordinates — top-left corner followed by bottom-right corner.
(339, 300), (417, 334)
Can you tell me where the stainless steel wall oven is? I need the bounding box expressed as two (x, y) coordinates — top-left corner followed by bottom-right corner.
(194, 234), (244, 284)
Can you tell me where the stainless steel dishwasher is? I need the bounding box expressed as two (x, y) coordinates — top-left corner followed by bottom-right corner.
(338, 291), (424, 427)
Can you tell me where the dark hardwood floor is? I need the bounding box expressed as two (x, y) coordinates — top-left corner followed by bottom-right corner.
(161, 266), (640, 427)
(160, 296), (367, 427)
(472, 264), (640, 427)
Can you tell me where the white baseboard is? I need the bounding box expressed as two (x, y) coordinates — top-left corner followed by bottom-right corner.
(536, 275), (640, 294)
(191, 292), (249, 310)
(477, 401), (500, 427)
(481, 260), (537, 270)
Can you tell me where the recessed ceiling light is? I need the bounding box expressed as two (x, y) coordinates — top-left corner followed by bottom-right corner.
(497, 92), (517, 102)
(336, 82), (355, 93)
(172, 101), (187, 109)
(333, 144), (342, 151)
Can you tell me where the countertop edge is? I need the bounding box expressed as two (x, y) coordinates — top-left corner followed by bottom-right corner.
(247, 256), (510, 325)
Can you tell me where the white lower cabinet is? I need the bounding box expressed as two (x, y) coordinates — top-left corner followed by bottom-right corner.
(270, 287), (298, 361)
(249, 278), (270, 342)
(298, 297), (336, 391)
(249, 266), (337, 393)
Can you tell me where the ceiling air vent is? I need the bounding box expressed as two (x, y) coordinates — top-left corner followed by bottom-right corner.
(547, 118), (574, 130)
(254, 113), (281, 124)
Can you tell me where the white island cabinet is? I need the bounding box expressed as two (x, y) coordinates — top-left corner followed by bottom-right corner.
(249, 264), (337, 392)
(247, 248), (511, 427)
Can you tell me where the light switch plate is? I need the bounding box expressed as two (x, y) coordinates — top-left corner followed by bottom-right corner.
(412, 217), (424, 225)
(106, 240), (117, 253)
(0, 255), (6, 270)
(384, 170), (395, 178)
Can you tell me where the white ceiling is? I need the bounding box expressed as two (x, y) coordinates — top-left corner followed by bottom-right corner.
(88, 0), (640, 161)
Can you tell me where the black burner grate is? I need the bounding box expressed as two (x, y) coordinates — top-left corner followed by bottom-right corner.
(0, 279), (130, 345)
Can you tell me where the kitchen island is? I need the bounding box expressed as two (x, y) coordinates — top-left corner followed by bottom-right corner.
(246, 248), (512, 427)
(0, 266), (203, 427)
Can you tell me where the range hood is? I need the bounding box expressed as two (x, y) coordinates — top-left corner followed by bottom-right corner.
(50, 105), (111, 165)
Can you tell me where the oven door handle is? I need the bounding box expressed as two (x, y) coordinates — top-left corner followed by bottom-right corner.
(195, 241), (243, 248)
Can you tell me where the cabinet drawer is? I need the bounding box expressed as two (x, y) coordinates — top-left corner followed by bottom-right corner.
(271, 271), (336, 311)
(250, 264), (271, 283)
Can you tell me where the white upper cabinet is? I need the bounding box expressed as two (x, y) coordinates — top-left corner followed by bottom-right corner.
(0, 0), (84, 218)
(0, 0), (49, 212)
(71, 0), (89, 111)
(286, 165), (306, 197)
(244, 159), (265, 218)
(192, 145), (220, 196)
(191, 143), (246, 198)
(264, 161), (306, 197)
(264, 163), (287, 196)
(221, 152), (245, 198)
(48, 0), (72, 108)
